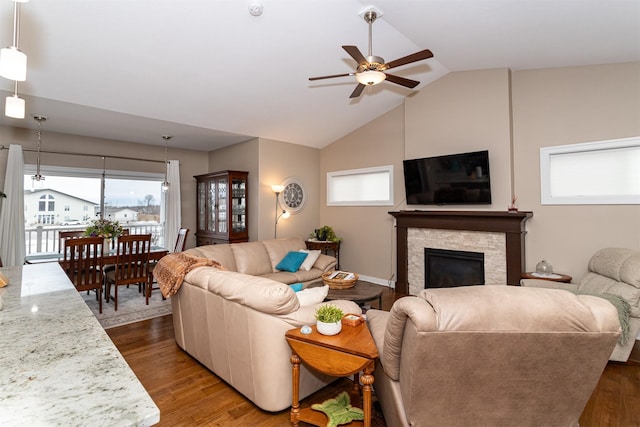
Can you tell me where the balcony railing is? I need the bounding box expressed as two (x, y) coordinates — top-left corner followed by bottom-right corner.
(25, 223), (165, 255)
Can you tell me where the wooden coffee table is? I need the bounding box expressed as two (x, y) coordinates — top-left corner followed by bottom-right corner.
(324, 280), (384, 309)
(285, 323), (379, 427)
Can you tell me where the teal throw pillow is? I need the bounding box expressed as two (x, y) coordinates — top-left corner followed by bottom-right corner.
(276, 251), (308, 272)
(289, 283), (304, 292)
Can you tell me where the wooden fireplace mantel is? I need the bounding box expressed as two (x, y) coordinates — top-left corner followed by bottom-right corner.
(390, 210), (533, 294)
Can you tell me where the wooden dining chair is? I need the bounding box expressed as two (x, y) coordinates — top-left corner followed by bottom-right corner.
(59, 230), (85, 253)
(145, 228), (189, 305)
(104, 234), (152, 311)
(59, 236), (105, 313)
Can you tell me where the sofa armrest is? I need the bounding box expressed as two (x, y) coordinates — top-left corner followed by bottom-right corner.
(381, 296), (437, 380)
(366, 309), (390, 360)
(313, 253), (337, 273)
(520, 278), (579, 292)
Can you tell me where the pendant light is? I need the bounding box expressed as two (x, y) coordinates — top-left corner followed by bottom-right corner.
(161, 135), (172, 192)
(5, 80), (25, 118)
(0, 0), (29, 82)
(32, 115), (46, 182)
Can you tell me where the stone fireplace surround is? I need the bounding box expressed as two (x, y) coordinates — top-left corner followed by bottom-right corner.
(390, 211), (533, 295)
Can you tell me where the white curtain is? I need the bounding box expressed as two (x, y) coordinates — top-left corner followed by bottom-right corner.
(0, 145), (26, 266)
(162, 160), (182, 251)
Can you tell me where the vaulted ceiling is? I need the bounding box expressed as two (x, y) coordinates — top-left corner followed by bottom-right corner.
(0, 0), (638, 151)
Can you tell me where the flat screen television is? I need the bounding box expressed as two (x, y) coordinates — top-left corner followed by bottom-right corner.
(403, 150), (491, 205)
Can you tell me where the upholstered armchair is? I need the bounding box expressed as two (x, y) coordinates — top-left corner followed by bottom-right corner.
(521, 247), (640, 362)
(366, 285), (620, 427)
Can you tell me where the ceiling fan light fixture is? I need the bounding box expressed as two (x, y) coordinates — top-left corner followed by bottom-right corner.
(356, 70), (386, 86)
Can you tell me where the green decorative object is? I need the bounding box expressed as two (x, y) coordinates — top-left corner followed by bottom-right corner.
(84, 218), (124, 239)
(315, 304), (344, 323)
(311, 225), (341, 242)
(311, 391), (364, 427)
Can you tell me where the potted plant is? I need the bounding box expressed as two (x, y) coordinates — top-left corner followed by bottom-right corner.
(312, 225), (341, 242)
(84, 218), (124, 255)
(315, 304), (344, 336)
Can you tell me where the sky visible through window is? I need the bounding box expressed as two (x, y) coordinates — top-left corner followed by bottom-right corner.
(24, 175), (161, 207)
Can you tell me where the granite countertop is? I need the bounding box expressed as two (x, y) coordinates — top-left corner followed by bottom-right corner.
(0, 263), (160, 426)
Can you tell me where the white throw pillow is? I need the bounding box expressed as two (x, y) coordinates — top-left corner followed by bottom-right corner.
(296, 285), (329, 306)
(298, 249), (322, 271)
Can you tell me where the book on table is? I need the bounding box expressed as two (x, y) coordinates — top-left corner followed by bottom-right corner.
(328, 270), (355, 280)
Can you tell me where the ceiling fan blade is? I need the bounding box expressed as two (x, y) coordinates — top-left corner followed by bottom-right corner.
(309, 73), (354, 81)
(383, 49), (433, 70)
(342, 45), (368, 66)
(349, 84), (366, 98)
(385, 73), (420, 89)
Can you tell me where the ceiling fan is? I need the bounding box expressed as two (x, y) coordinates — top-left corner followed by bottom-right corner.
(309, 8), (433, 98)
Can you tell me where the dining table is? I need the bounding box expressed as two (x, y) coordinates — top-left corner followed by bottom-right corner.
(24, 245), (169, 265)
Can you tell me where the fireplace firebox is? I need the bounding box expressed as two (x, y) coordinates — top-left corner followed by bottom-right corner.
(424, 248), (485, 288)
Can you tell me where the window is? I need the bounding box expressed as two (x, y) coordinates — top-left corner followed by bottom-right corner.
(39, 194), (55, 212)
(540, 137), (640, 205)
(327, 165), (393, 206)
(23, 164), (166, 254)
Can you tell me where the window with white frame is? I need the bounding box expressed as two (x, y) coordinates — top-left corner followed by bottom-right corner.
(23, 164), (166, 254)
(327, 165), (393, 206)
(540, 137), (640, 205)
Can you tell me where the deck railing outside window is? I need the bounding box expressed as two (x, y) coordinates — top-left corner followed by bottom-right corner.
(25, 224), (164, 255)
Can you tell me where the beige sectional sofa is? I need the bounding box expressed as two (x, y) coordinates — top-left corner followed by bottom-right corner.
(182, 237), (335, 286)
(171, 237), (361, 412)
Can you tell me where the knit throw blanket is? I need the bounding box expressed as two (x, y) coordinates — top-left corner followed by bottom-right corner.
(153, 252), (223, 298)
(573, 290), (631, 344)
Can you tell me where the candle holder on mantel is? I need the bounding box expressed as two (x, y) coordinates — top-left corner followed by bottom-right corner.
(508, 195), (518, 212)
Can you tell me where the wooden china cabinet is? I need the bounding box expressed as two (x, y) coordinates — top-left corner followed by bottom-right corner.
(194, 170), (248, 245)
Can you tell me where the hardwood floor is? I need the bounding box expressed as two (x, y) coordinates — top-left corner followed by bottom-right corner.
(108, 288), (640, 427)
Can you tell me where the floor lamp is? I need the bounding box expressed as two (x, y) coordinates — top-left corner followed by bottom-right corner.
(272, 185), (290, 238)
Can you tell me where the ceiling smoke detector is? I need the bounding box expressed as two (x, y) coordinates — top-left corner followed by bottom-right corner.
(248, 1), (263, 16)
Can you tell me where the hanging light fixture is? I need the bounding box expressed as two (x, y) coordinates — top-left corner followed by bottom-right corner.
(5, 80), (25, 118)
(0, 0), (29, 82)
(355, 70), (386, 86)
(32, 115), (46, 182)
(161, 135), (172, 192)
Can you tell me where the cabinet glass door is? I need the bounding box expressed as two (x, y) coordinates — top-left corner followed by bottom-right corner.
(207, 180), (216, 232)
(231, 178), (246, 232)
(197, 180), (206, 232)
(216, 178), (228, 234)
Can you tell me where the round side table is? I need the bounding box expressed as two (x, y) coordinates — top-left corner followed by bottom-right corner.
(521, 272), (572, 283)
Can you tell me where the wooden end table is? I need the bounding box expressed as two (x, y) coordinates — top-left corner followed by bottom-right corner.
(306, 239), (341, 270)
(285, 323), (379, 427)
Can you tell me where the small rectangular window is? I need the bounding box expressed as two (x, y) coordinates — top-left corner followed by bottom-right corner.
(540, 137), (640, 205)
(327, 165), (393, 206)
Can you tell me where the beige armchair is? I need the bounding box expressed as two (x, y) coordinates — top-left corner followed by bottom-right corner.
(522, 247), (640, 361)
(366, 285), (621, 427)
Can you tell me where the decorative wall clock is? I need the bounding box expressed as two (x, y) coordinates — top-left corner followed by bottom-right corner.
(279, 177), (306, 213)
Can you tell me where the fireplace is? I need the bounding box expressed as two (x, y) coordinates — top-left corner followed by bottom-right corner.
(424, 248), (485, 288)
(390, 210), (532, 294)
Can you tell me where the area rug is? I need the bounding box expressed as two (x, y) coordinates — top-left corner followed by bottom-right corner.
(81, 285), (172, 329)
